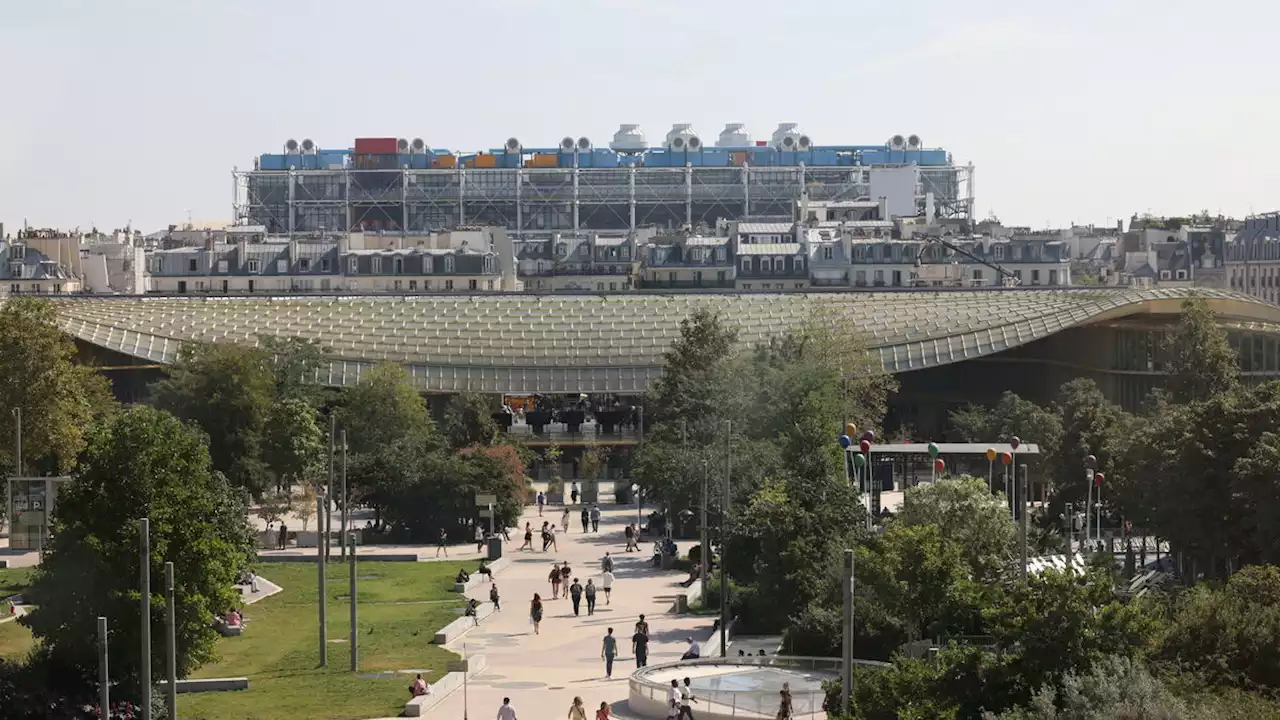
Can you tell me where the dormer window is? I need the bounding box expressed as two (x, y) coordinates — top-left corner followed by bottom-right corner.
(761, 257), (773, 273)
(394, 257), (404, 274)
(372, 256), (382, 273)
(823, 246), (833, 260)
(483, 255), (495, 274)
(556, 243), (567, 258)
(741, 258), (750, 273)
(714, 247), (725, 262)
(424, 256), (434, 273)
(247, 259), (261, 273)
(444, 255), (455, 273)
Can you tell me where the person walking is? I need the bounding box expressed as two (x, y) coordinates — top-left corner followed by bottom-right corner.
(570, 481), (580, 505)
(624, 524), (636, 552)
(537, 492), (545, 516)
(475, 524), (486, 553)
(541, 522), (552, 552)
(679, 677), (698, 720)
(277, 522), (288, 550)
(548, 565), (562, 599)
(559, 562), (572, 598)
(568, 696), (587, 720)
(580, 506), (590, 534)
(596, 702), (611, 720)
(667, 680), (681, 717)
(775, 682), (793, 720)
(561, 507), (571, 533)
(601, 627), (618, 679)
(530, 594), (544, 635)
(602, 552), (614, 573)
(584, 579), (598, 616)
(633, 624), (650, 668)
(590, 504), (601, 532)
(498, 697), (518, 720)
(602, 569), (615, 605)
(549, 524), (559, 551)
(489, 583), (501, 611)
(435, 527), (449, 557)
(569, 577), (584, 616)
(521, 523), (534, 551)
(635, 614), (650, 639)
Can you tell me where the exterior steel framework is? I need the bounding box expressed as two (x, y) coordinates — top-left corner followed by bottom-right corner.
(233, 165), (973, 236)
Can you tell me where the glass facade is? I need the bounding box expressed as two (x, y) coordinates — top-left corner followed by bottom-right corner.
(6, 477), (70, 551)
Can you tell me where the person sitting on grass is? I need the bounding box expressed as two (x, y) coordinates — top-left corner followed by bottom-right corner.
(456, 568), (471, 584)
(409, 673), (431, 697)
(224, 608), (242, 628)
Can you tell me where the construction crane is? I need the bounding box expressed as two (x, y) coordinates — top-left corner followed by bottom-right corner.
(910, 235), (1020, 288)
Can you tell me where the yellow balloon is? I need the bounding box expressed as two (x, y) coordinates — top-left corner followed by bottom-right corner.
(985, 448), (997, 461)
(845, 422), (858, 437)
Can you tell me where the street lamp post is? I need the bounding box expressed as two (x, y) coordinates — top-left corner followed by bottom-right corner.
(1083, 455), (1098, 553)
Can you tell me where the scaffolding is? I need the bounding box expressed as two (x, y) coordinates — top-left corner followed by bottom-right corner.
(234, 164), (973, 236)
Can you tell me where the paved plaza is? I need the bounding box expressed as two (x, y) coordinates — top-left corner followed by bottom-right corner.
(367, 504), (713, 719)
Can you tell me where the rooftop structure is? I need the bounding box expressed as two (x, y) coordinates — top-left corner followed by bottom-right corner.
(234, 125), (971, 237)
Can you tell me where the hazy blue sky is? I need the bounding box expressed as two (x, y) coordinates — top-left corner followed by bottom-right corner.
(2, 0), (1276, 234)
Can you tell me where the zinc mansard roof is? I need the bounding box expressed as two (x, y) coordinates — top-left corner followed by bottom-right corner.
(48, 287), (1280, 394)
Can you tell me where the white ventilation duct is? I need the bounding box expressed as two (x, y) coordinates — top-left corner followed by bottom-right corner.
(889, 135), (906, 150)
(284, 138), (300, 154)
(410, 138), (427, 154)
(907, 134), (922, 149)
(716, 123), (752, 148)
(300, 138), (316, 154)
(577, 136), (592, 151)
(667, 124), (701, 151)
(560, 136), (576, 152)
(610, 124), (647, 152)
(771, 123), (805, 151)
(396, 138), (410, 153)
(505, 137), (522, 153)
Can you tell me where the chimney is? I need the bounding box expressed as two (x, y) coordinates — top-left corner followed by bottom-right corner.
(878, 196), (889, 221)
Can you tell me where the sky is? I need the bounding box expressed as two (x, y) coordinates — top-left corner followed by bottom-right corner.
(1, 0), (1277, 235)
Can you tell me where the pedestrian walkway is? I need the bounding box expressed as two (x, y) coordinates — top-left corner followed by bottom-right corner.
(366, 505), (711, 719)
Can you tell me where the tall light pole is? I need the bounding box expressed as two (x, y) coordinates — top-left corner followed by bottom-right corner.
(98, 616), (110, 716)
(164, 562), (177, 720)
(317, 482), (327, 667)
(349, 532), (358, 672)
(139, 518), (152, 720)
(840, 548), (854, 712)
(326, 414), (335, 561)
(720, 419), (731, 658)
(340, 429), (348, 560)
(699, 459), (709, 610)
(1083, 455), (1098, 553)
(12, 407), (21, 477)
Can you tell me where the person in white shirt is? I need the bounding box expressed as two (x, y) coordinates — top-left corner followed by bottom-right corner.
(601, 570), (615, 604)
(668, 680), (681, 712)
(498, 697), (518, 720)
(681, 637), (701, 660)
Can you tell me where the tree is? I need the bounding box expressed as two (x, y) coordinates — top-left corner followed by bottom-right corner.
(258, 335), (327, 406)
(1047, 379), (1132, 515)
(896, 475), (1018, 584)
(0, 297), (116, 476)
(948, 391), (1062, 461)
(442, 392), (499, 449)
(990, 655), (1191, 720)
(643, 308), (739, 440)
(1166, 297), (1239, 405)
(152, 343), (275, 495)
(22, 407), (256, 699)
(262, 398), (326, 494)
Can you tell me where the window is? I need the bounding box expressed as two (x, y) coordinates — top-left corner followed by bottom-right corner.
(823, 246), (833, 260)
(425, 256), (435, 273)
(483, 255), (495, 274)
(8, 245), (24, 260)
(874, 269), (885, 285)
(556, 243), (567, 257)
(423, 279), (431, 290)
(394, 257), (404, 275)
(1049, 269), (1058, 285)
(409, 280), (417, 291)
(668, 272), (677, 283)
(53, 283), (62, 293)
(1012, 246), (1023, 261)
(444, 255), (455, 273)
(714, 247), (725, 262)
(742, 283), (751, 289)
(469, 279), (477, 290)
(855, 270), (867, 286)
(892, 269), (902, 286)
(445, 279), (454, 290)
(1176, 269), (1188, 280)
(740, 257), (750, 273)
(247, 259), (261, 273)
(598, 282), (606, 291)
(321, 257), (331, 272)
(1014, 269), (1023, 282)
(348, 257), (358, 274)
(217, 260), (228, 273)
(372, 256), (382, 273)
(610, 282), (617, 291)
(299, 258), (311, 272)
(393, 280), (402, 290)
(795, 283), (804, 289)
(1031, 269), (1041, 284)
(853, 246), (865, 261)
(1160, 270), (1171, 280)
(973, 269), (984, 283)
(188, 258), (198, 272)
(8, 263), (21, 278)
(717, 270), (726, 282)
(153, 257), (164, 273)
(761, 257), (772, 273)
(9, 284), (18, 294)
(993, 245), (1005, 261)
(277, 259), (288, 273)
(487, 280), (495, 290)
(195, 281), (205, 291)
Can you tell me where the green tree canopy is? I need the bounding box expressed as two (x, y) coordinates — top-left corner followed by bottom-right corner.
(896, 474), (1018, 583)
(262, 397), (326, 493)
(442, 392), (500, 449)
(152, 342), (275, 495)
(22, 406), (256, 698)
(1166, 297), (1239, 404)
(0, 297), (116, 475)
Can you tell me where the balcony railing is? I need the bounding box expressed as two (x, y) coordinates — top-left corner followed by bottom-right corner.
(639, 279), (736, 289)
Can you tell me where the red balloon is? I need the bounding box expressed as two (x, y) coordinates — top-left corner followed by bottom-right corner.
(933, 458), (945, 473)
(1094, 472), (1105, 487)
(1000, 452), (1013, 465)
(859, 439), (871, 453)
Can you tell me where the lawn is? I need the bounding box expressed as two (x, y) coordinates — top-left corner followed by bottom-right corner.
(181, 560), (470, 720)
(0, 568), (35, 660)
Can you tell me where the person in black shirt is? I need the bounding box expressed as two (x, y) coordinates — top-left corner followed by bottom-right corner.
(569, 577), (584, 616)
(632, 629), (650, 668)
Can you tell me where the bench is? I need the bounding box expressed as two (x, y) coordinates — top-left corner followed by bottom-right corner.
(403, 655), (487, 717)
(213, 618), (244, 637)
(433, 601), (496, 644)
(451, 557), (508, 593)
(155, 677), (249, 694)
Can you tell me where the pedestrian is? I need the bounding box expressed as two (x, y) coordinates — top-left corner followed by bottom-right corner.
(490, 583), (501, 611)
(522, 523), (534, 551)
(571, 481), (580, 505)
(602, 552), (614, 573)
(590, 504), (601, 532)
(499, 697), (518, 720)
(601, 627), (618, 679)
(277, 522), (288, 550)
(635, 614), (650, 639)
(475, 525), (486, 553)
(679, 677), (698, 720)
(584, 579), (597, 615)
(501, 523), (511, 542)
(568, 696), (587, 720)
(435, 527), (449, 557)
(602, 569), (615, 604)
(549, 565), (562, 599)
(569, 577), (584, 616)
(668, 680), (681, 716)
(624, 524), (638, 552)
(633, 625), (650, 668)
(776, 682), (793, 720)
(247, 570), (259, 594)
(559, 562), (572, 598)
(549, 524), (559, 551)
(561, 507), (571, 533)
(530, 594), (544, 635)
(597, 702), (611, 720)
(681, 637), (701, 660)
(537, 492), (545, 516)
(580, 506), (590, 534)
(541, 522), (551, 552)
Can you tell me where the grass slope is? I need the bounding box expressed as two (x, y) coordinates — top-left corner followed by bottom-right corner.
(0, 568), (35, 660)
(181, 560), (470, 720)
